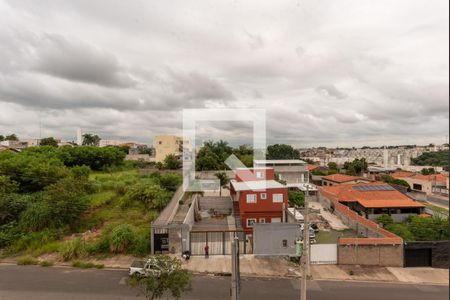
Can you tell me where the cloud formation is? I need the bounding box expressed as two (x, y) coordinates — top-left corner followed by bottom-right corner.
(0, 0), (448, 147)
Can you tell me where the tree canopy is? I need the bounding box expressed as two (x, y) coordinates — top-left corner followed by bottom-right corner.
(344, 158), (368, 176)
(40, 137), (58, 147)
(411, 150), (449, 170)
(127, 256), (191, 300)
(266, 144), (300, 160)
(82, 133), (101, 146)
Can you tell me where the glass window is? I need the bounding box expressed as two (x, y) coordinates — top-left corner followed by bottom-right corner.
(256, 171), (264, 178)
(260, 193), (267, 200)
(246, 194), (257, 203)
(259, 218), (266, 223)
(273, 193), (283, 203)
(247, 219), (256, 227)
(282, 240), (288, 248)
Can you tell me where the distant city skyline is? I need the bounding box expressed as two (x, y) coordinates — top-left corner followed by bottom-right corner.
(0, 1), (448, 147)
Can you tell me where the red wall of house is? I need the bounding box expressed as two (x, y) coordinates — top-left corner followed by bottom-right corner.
(235, 168), (275, 182)
(237, 188), (288, 233)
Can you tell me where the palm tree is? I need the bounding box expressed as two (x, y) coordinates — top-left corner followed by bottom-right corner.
(215, 171), (229, 197)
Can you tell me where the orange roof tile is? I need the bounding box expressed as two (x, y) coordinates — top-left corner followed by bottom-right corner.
(320, 182), (424, 209)
(410, 173), (449, 184)
(322, 174), (361, 183)
(339, 237), (403, 245)
(308, 164), (319, 171)
(391, 171), (415, 179)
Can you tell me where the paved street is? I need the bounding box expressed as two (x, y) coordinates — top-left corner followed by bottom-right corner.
(0, 265), (448, 300)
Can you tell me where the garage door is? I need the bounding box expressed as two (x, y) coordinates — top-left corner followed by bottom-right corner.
(404, 248), (432, 267)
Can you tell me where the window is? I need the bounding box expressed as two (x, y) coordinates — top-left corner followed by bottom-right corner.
(282, 239), (288, 248)
(256, 171), (264, 179)
(271, 217), (281, 223)
(273, 193), (284, 203)
(158, 141), (162, 145)
(246, 194), (257, 203)
(260, 193), (267, 200)
(247, 219), (257, 227)
(259, 218), (266, 223)
(413, 184), (422, 191)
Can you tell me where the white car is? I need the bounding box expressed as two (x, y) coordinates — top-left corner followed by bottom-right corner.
(129, 258), (175, 277)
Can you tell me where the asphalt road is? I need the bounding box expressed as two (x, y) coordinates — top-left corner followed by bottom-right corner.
(0, 265), (448, 300)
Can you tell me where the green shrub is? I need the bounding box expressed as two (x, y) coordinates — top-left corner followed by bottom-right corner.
(40, 260), (54, 267)
(84, 235), (110, 256)
(9, 229), (62, 254)
(59, 238), (85, 261)
(17, 256), (38, 265)
(109, 224), (136, 253)
(19, 202), (51, 231)
(132, 232), (150, 257)
(72, 260), (104, 269)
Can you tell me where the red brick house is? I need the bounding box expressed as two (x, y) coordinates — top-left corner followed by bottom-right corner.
(230, 168), (289, 234)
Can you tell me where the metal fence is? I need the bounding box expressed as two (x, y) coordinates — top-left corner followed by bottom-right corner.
(189, 231), (252, 256)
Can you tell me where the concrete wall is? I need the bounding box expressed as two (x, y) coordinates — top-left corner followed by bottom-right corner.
(368, 213), (416, 223)
(253, 223), (302, 255)
(338, 244), (404, 267)
(198, 196), (232, 215)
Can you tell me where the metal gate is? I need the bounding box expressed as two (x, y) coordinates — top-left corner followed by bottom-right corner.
(404, 248), (432, 267)
(189, 231), (251, 256)
(310, 244), (338, 264)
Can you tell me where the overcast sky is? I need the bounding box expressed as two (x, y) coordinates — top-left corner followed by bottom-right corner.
(0, 0), (448, 147)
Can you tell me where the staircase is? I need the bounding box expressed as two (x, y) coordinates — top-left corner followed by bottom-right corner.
(232, 201), (243, 230)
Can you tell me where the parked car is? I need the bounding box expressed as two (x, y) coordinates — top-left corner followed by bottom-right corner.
(129, 258), (172, 277)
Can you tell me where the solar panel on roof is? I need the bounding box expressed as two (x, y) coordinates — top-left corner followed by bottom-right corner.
(353, 185), (395, 192)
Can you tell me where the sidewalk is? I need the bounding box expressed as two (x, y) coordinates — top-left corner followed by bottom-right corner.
(181, 255), (298, 277)
(311, 264), (449, 285)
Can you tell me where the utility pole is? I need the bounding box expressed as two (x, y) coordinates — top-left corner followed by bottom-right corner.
(300, 186), (310, 300)
(231, 235), (240, 300)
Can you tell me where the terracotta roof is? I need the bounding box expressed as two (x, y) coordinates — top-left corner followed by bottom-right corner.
(339, 238), (402, 245)
(308, 164), (319, 171)
(391, 171), (415, 179)
(320, 182), (424, 209)
(418, 213), (432, 218)
(322, 174), (361, 183)
(410, 173), (448, 184)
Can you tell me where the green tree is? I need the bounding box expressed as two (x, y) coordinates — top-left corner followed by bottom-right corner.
(344, 158), (368, 176)
(0, 150), (69, 192)
(376, 214), (394, 228)
(288, 191), (304, 207)
(5, 134), (18, 141)
(42, 177), (91, 228)
(214, 172), (229, 197)
(411, 150), (449, 170)
(328, 162), (338, 170)
(40, 137), (58, 147)
(124, 183), (171, 211)
(385, 223), (415, 241)
(0, 135), (4, 141)
(158, 173), (182, 192)
(163, 154), (181, 170)
(421, 168), (436, 175)
(267, 144), (300, 160)
(127, 256), (191, 300)
(82, 133), (101, 146)
(380, 175), (410, 188)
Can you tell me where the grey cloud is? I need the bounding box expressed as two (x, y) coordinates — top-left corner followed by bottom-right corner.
(33, 35), (136, 88)
(316, 84), (348, 100)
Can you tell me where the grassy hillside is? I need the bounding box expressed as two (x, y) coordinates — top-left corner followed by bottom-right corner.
(1, 160), (181, 261)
